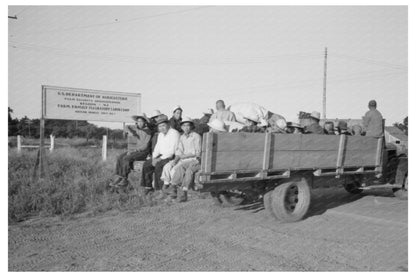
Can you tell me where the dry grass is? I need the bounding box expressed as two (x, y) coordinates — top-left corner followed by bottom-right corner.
(8, 147), (152, 223)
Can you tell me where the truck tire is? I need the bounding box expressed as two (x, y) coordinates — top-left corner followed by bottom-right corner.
(270, 179), (311, 223)
(263, 190), (277, 219)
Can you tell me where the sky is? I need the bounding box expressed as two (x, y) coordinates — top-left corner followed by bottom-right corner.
(8, 5), (408, 128)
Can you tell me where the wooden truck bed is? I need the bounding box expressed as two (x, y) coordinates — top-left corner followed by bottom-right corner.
(197, 132), (384, 185)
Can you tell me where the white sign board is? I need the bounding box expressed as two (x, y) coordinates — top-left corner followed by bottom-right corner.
(42, 85), (141, 122)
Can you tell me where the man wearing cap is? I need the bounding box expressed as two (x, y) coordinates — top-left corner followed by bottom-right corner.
(169, 106), (183, 133)
(162, 116), (202, 202)
(209, 100), (236, 123)
(304, 111), (324, 134)
(362, 100), (384, 137)
(142, 114), (180, 195)
(337, 120), (352, 135)
(240, 115), (265, 133)
(109, 114), (152, 188)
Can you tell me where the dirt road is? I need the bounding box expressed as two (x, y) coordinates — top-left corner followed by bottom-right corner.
(9, 187), (407, 271)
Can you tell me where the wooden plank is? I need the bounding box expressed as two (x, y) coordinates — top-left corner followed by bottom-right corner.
(336, 134), (346, 168)
(200, 133), (207, 172)
(215, 132), (266, 152)
(203, 132), (214, 173)
(262, 132), (272, 170)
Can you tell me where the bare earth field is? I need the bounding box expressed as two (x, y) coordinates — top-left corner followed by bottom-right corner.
(9, 187), (407, 271)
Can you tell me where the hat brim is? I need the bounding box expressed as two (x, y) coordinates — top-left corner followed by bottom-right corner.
(156, 119), (169, 126)
(132, 115), (148, 122)
(243, 117), (260, 124)
(309, 116), (320, 120)
(180, 120), (194, 125)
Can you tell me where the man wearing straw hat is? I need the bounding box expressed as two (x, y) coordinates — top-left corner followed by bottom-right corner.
(142, 114), (180, 195)
(109, 113), (152, 188)
(161, 116), (202, 202)
(148, 109), (162, 152)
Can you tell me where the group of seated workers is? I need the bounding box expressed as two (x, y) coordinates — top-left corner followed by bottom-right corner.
(109, 99), (383, 202)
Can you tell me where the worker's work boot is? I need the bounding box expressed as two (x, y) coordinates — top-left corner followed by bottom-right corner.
(179, 190), (188, 202)
(162, 184), (170, 193)
(144, 187), (154, 196)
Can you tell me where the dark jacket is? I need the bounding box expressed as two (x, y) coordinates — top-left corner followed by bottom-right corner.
(305, 123), (324, 134)
(169, 117), (183, 133)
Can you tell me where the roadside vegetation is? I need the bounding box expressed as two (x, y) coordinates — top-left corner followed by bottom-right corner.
(8, 147), (149, 223)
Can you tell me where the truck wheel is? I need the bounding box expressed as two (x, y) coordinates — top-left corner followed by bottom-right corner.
(271, 179), (311, 223)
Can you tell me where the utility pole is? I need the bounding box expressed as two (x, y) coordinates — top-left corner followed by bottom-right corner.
(323, 47), (328, 120)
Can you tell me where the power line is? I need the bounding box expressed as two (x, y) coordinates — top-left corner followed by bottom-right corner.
(331, 52), (407, 70)
(13, 6), (213, 37)
(8, 41), (322, 65)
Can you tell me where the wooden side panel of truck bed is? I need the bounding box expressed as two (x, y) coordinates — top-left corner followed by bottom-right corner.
(201, 133), (381, 174)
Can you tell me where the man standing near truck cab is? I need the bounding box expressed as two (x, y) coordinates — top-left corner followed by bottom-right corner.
(363, 100), (384, 137)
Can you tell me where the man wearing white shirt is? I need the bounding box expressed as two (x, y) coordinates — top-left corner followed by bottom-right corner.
(142, 114), (180, 195)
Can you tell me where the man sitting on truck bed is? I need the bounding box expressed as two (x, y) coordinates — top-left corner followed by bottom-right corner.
(304, 111), (324, 134)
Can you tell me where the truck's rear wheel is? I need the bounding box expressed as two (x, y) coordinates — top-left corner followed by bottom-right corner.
(270, 179), (311, 223)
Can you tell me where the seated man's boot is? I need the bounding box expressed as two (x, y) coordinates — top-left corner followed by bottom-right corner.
(179, 190), (188, 202)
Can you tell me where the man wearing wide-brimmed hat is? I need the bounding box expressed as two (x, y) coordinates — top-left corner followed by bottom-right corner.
(109, 113), (152, 188)
(141, 114), (180, 195)
(161, 116), (202, 202)
(169, 105), (183, 133)
(304, 111), (324, 134)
